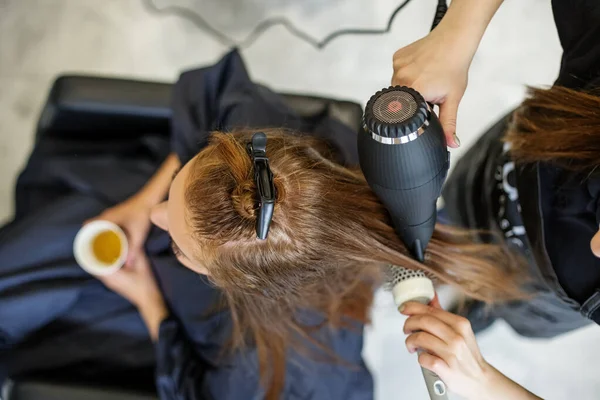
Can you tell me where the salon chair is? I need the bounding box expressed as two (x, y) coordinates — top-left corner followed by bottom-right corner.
(1, 74), (363, 400)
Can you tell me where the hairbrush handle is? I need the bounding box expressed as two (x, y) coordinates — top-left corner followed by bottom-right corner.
(397, 299), (449, 399)
(420, 362), (449, 399)
(401, 298), (449, 399)
(389, 267), (449, 399)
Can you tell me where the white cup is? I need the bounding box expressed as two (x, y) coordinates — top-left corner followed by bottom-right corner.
(73, 220), (128, 276)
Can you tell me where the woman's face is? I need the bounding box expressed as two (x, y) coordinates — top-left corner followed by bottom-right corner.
(150, 155), (209, 275)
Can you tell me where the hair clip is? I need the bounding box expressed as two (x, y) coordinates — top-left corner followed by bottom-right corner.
(247, 132), (276, 240)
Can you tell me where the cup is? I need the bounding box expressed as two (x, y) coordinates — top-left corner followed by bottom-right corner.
(73, 220), (128, 276)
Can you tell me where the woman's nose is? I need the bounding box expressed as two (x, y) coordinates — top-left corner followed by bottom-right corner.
(150, 201), (169, 231)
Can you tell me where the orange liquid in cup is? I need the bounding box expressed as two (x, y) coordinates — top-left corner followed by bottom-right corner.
(92, 230), (122, 265)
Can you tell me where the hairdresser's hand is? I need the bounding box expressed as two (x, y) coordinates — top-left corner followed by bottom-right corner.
(401, 301), (487, 398)
(401, 302), (541, 400)
(86, 194), (153, 267)
(99, 252), (167, 340)
(392, 28), (471, 148)
(392, 0), (506, 148)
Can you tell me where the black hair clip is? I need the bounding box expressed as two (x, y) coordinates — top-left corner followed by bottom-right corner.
(247, 132), (276, 240)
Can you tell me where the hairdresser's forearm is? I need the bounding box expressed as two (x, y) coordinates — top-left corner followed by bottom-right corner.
(479, 364), (542, 400)
(134, 153), (181, 207)
(436, 0), (504, 56)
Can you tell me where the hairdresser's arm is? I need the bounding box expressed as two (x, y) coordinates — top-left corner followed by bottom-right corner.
(392, 0), (504, 147)
(401, 302), (542, 400)
(89, 153), (181, 265)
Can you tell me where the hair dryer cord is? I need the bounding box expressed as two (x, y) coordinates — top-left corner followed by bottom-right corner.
(141, 0), (447, 50)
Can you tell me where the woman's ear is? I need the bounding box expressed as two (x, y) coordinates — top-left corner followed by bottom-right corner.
(591, 228), (600, 258)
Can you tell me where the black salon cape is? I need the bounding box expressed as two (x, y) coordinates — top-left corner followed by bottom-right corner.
(0, 50), (373, 400)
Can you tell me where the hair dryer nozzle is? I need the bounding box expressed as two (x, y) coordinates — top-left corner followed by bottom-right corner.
(413, 239), (424, 262)
(393, 210), (437, 262)
(359, 86), (449, 262)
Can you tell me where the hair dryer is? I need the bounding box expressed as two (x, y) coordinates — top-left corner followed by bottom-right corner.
(358, 0), (449, 262)
(358, 86), (450, 262)
(358, 2), (451, 399)
(359, 87), (451, 400)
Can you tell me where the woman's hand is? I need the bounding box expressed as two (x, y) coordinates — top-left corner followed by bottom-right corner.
(86, 153), (182, 267)
(98, 252), (167, 340)
(401, 301), (542, 400)
(99, 251), (161, 308)
(87, 194), (153, 267)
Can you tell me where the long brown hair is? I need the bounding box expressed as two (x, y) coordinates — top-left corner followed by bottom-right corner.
(506, 85), (600, 174)
(184, 129), (524, 399)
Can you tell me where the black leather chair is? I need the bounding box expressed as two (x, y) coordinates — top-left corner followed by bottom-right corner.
(2, 74), (364, 400)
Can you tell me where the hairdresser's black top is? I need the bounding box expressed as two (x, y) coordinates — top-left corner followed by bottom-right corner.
(443, 0), (600, 324)
(553, 0), (600, 90)
(539, 0), (600, 306)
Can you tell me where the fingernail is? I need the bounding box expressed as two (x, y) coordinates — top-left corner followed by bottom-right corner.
(453, 133), (461, 147)
(398, 304), (406, 313)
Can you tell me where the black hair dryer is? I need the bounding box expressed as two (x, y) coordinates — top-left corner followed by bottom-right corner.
(358, 86), (450, 262)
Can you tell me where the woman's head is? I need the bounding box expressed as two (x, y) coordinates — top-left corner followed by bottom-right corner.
(150, 129), (524, 399)
(153, 129), (523, 294)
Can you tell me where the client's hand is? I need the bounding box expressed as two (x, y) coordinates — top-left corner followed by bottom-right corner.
(87, 195), (153, 267)
(99, 252), (167, 341)
(400, 302), (542, 400)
